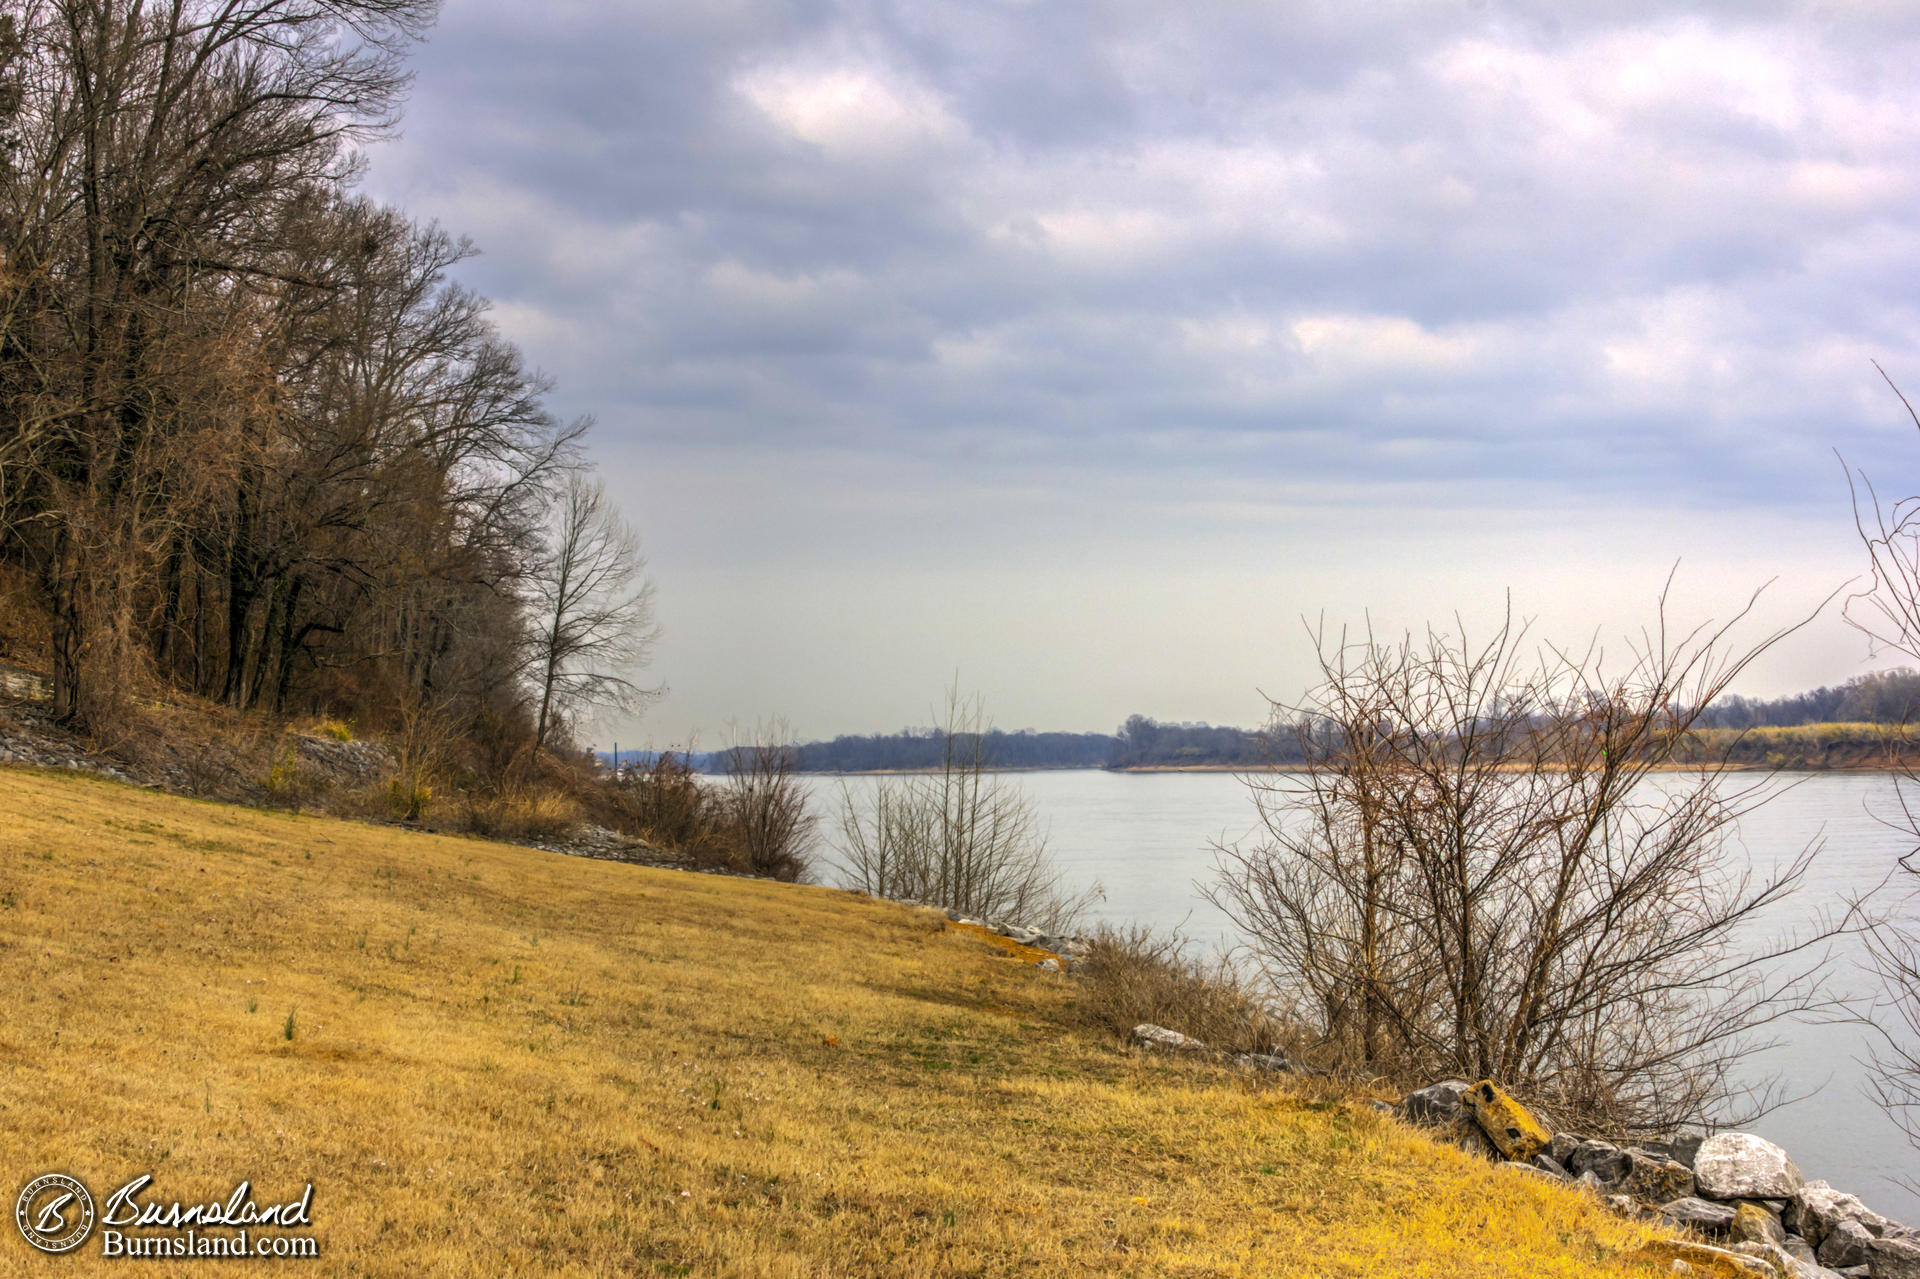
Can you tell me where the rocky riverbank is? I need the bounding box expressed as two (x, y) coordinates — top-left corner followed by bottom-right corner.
(1109, 1019), (1919, 1279)
(1391, 1079), (1915, 1278)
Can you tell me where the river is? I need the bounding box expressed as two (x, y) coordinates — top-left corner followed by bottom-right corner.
(808, 768), (1919, 1218)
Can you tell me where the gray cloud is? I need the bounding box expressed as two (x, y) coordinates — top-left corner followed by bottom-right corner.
(361, 0), (1920, 738)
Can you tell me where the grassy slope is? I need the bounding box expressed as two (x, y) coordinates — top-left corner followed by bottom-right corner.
(0, 767), (1664, 1277)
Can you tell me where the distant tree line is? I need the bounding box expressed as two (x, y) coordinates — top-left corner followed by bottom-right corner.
(790, 727), (1117, 772)
(774, 676), (1920, 774)
(1108, 714), (1297, 768)
(1693, 669), (1920, 729)
(777, 715), (1304, 772)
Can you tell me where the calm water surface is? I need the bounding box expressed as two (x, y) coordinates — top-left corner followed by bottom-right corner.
(810, 769), (1920, 1217)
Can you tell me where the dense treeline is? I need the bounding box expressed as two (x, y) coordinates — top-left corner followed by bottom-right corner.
(1108, 714), (1293, 767)
(779, 715), (1298, 771)
(790, 728), (1117, 772)
(1693, 668), (1920, 729)
(782, 677), (1920, 773)
(0, 1), (647, 761)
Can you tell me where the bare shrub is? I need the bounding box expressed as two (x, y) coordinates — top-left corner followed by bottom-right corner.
(1842, 369), (1920, 1165)
(836, 685), (1099, 930)
(109, 698), (275, 801)
(605, 750), (719, 853)
(1210, 589), (1851, 1134)
(713, 722), (815, 882)
(387, 701), (454, 822)
(1073, 924), (1285, 1055)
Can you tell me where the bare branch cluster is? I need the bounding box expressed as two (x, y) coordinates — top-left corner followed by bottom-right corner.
(1842, 368), (1920, 1171)
(1210, 591), (1851, 1133)
(837, 685), (1100, 932)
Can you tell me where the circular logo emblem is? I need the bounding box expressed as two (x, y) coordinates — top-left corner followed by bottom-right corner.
(16, 1174), (95, 1254)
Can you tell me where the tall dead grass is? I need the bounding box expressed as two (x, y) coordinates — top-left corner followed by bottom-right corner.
(1072, 923), (1289, 1056)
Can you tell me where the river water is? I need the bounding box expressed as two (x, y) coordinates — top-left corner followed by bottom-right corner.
(807, 769), (1919, 1217)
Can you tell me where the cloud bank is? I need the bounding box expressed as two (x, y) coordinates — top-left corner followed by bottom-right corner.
(363, 1), (1920, 740)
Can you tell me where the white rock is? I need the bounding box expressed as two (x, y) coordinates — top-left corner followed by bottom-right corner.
(1693, 1132), (1803, 1201)
(1132, 1024), (1200, 1052)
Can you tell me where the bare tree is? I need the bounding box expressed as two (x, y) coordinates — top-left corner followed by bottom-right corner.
(1841, 367), (1920, 1160)
(524, 472), (656, 751)
(715, 719), (816, 882)
(0, 0), (434, 727)
(837, 683), (1100, 931)
(1209, 589), (1852, 1134)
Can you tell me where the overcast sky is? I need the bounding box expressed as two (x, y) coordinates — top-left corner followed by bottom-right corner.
(361, 0), (1920, 746)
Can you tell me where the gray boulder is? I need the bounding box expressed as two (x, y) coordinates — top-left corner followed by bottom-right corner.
(1694, 1132), (1803, 1201)
(1661, 1197), (1737, 1236)
(1036, 957), (1061, 973)
(1547, 1131), (1578, 1165)
(1631, 1135), (1704, 1167)
(1617, 1153), (1695, 1203)
(1757, 1247), (1849, 1279)
(1821, 1221), (1877, 1270)
(1503, 1160), (1564, 1184)
(1530, 1153), (1571, 1180)
(1868, 1237), (1920, 1279)
(1233, 1051), (1294, 1074)
(1780, 1237), (1818, 1264)
(1563, 1140), (1692, 1201)
(1399, 1080), (1471, 1125)
(1791, 1263), (1850, 1279)
(1568, 1140), (1633, 1183)
(1794, 1182), (1900, 1248)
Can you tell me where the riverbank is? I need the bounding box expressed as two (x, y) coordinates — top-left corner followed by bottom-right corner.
(0, 763), (1680, 1275)
(792, 722), (1920, 775)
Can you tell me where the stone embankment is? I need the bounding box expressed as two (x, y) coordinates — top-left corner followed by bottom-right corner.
(943, 910), (1089, 972)
(1389, 1078), (1919, 1279)
(1111, 1018), (1918, 1278)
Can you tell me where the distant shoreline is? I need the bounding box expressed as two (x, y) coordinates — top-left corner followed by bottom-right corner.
(788, 764), (1251, 775)
(795, 760), (1920, 776)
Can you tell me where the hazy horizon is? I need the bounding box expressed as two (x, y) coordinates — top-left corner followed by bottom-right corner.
(359, 2), (1920, 746)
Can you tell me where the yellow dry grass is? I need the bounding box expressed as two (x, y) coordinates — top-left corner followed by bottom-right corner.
(0, 765), (1670, 1276)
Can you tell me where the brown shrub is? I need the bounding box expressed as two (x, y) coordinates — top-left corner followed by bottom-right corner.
(1072, 923), (1288, 1056)
(461, 787), (581, 842)
(599, 751), (717, 850)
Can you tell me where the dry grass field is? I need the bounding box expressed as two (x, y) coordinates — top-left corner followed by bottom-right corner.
(0, 765), (1670, 1276)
